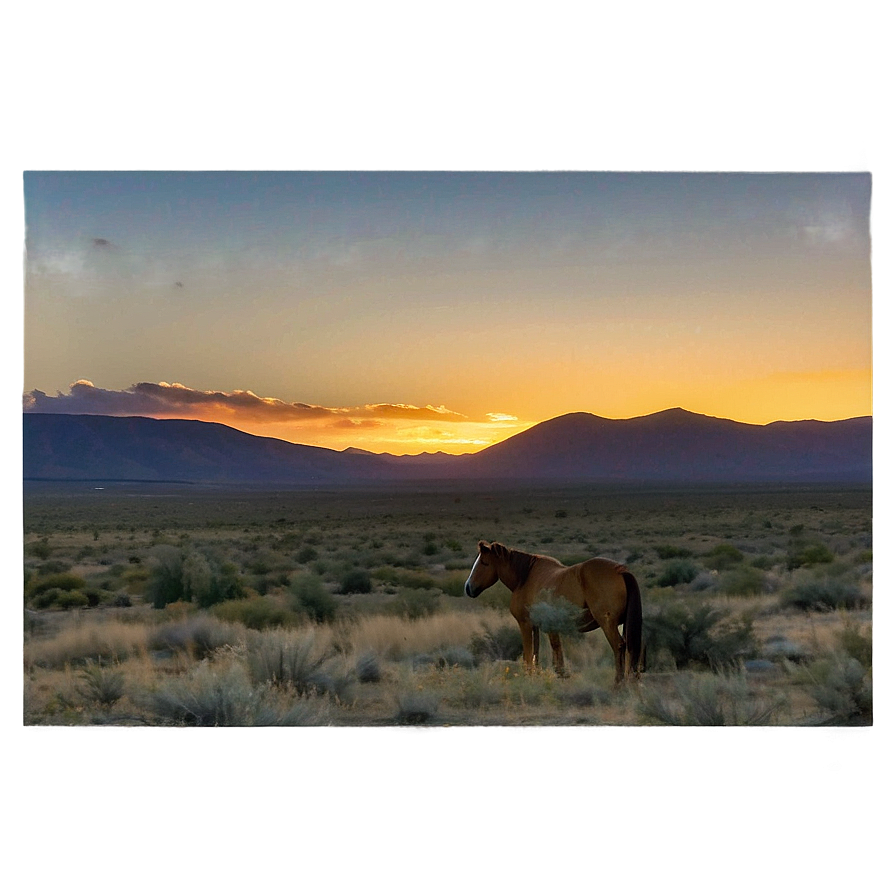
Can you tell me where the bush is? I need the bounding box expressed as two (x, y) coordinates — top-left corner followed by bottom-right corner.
(290, 573), (339, 623)
(644, 602), (756, 670)
(638, 671), (783, 726)
(704, 543), (744, 570)
(76, 661), (125, 708)
(211, 596), (299, 630)
(145, 659), (328, 726)
(27, 572), (87, 603)
(786, 541), (835, 570)
(656, 544), (693, 559)
(838, 619), (872, 669)
(355, 651), (382, 683)
(55, 589), (90, 610)
(469, 625), (523, 662)
(339, 568), (372, 594)
(657, 559), (700, 587)
(529, 597), (583, 635)
(395, 692), (439, 725)
(150, 615), (243, 658)
(796, 655), (872, 725)
(246, 630), (351, 699)
(780, 578), (867, 612)
(719, 565), (766, 596)
(385, 589), (440, 620)
(146, 547), (186, 608)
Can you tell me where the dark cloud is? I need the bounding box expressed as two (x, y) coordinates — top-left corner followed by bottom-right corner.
(92, 238), (111, 248)
(22, 380), (469, 426)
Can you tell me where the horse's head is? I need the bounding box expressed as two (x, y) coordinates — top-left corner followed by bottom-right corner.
(464, 540), (501, 598)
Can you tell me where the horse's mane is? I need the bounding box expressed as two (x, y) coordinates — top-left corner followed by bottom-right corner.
(488, 541), (538, 590)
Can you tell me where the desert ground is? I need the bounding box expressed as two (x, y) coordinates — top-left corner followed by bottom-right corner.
(23, 481), (872, 726)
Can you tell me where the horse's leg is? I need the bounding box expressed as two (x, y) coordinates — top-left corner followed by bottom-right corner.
(599, 619), (626, 685)
(532, 625), (541, 667)
(548, 632), (567, 677)
(517, 618), (536, 672)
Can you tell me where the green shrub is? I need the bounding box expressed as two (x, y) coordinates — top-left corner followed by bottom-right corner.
(146, 547), (186, 608)
(780, 578), (867, 612)
(704, 543), (744, 570)
(657, 559), (700, 587)
(27, 572), (87, 602)
(786, 541), (835, 570)
(644, 602), (756, 670)
(211, 595), (299, 630)
(838, 619), (872, 669)
(719, 565), (766, 596)
(55, 589), (90, 610)
(77, 661), (125, 708)
(339, 568), (372, 594)
(290, 573), (339, 623)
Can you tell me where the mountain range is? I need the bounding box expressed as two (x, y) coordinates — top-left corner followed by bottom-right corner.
(22, 409), (873, 485)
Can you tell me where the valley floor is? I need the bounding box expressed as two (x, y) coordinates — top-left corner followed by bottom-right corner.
(23, 482), (872, 727)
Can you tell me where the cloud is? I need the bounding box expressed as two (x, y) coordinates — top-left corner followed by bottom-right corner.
(22, 380), (470, 426)
(92, 237), (112, 248)
(487, 412), (518, 423)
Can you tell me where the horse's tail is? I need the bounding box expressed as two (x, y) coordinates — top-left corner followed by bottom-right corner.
(622, 571), (643, 676)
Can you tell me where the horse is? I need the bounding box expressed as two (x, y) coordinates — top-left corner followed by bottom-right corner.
(464, 540), (643, 684)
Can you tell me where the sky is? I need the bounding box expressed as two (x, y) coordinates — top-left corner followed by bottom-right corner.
(22, 171), (872, 454)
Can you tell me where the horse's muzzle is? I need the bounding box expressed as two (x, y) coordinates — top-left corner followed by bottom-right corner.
(465, 581), (478, 598)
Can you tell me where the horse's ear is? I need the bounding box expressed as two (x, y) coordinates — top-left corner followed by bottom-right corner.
(478, 540), (492, 554)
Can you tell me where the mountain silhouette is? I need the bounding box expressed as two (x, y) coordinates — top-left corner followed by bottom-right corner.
(23, 409), (872, 485)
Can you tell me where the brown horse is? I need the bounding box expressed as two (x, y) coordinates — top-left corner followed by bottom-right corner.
(464, 540), (643, 683)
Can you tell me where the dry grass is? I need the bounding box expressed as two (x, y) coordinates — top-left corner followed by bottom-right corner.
(24, 618), (153, 670)
(339, 608), (506, 659)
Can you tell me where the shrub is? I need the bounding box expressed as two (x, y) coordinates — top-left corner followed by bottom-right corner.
(355, 651), (382, 683)
(657, 559), (700, 587)
(27, 572), (87, 602)
(644, 602), (756, 670)
(796, 655), (872, 726)
(656, 544), (693, 559)
(212, 595), (299, 630)
(638, 671), (783, 726)
(470, 625), (523, 662)
(146, 547), (186, 608)
(339, 568), (372, 594)
(529, 597), (583, 635)
(395, 692), (439, 725)
(55, 589), (90, 610)
(838, 619), (872, 669)
(385, 589), (440, 620)
(719, 565), (766, 596)
(290, 573), (339, 623)
(76, 661), (125, 708)
(150, 615), (243, 658)
(780, 579), (867, 612)
(246, 630), (351, 699)
(145, 659), (327, 726)
(786, 541), (835, 570)
(704, 543), (744, 570)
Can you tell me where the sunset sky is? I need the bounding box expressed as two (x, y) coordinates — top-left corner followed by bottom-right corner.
(23, 171), (872, 454)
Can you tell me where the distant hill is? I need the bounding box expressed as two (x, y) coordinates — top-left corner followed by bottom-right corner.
(22, 409), (872, 485)
(453, 408), (872, 483)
